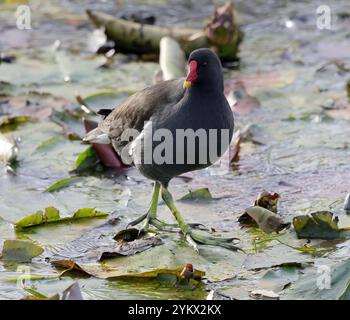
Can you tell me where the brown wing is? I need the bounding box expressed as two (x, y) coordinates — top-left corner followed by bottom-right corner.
(98, 78), (185, 153)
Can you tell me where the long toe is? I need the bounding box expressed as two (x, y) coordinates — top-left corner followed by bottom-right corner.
(127, 213), (148, 228)
(188, 229), (244, 253)
(150, 218), (179, 232)
(127, 214), (178, 233)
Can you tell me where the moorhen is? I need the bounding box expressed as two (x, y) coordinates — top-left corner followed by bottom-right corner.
(84, 48), (240, 251)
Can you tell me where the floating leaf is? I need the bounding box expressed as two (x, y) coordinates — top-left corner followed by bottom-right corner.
(0, 116), (33, 133)
(244, 243), (313, 271)
(283, 259), (350, 300)
(293, 211), (343, 239)
(74, 146), (99, 173)
(6, 273), (61, 282)
(15, 207), (108, 229)
(1, 240), (44, 262)
(245, 206), (290, 233)
(50, 260), (88, 275)
(23, 282), (83, 300)
(52, 259), (204, 281)
(35, 136), (61, 152)
(46, 218), (243, 282)
(179, 188), (213, 201)
(46, 176), (82, 193)
(49, 110), (82, 141)
(72, 208), (109, 220)
(23, 288), (50, 300)
(239, 191), (280, 228)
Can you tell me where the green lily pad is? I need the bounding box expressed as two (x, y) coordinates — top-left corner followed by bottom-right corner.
(53, 259), (205, 281)
(179, 188), (213, 201)
(283, 259), (350, 300)
(44, 217), (245, 282)
(15, 206), (108, 229)
(51, 238), (244, 282)
(244, 243), (313, 271)
(46, 176), (82, 192)
(293, 211), (343, 239)
(24, 282), (83, 300)
(35, 136), (62, 152)
(0, 116), (33, 133)
(74, 146), (100, 173)
(1, 239), (44, 262)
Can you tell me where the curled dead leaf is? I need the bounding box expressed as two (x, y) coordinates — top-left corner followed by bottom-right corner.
(245, 206), (290, 234)
(239, 191), (281, 228)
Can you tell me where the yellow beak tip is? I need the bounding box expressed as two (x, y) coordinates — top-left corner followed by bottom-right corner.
(183, 81), (191, 89)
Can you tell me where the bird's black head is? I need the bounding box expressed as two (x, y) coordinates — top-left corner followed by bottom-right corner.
(183, 48), (223, 91)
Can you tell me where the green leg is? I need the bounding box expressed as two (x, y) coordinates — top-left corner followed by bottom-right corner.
(128, 182), (177, 232)
(161, 186), (242, 252)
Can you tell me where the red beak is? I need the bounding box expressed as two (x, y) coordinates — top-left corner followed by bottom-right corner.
(183, 60), (197, 88)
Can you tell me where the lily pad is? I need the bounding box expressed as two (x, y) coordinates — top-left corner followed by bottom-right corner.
(51, 241), (244, 282)
(24, 282), (83, 300)
(283, 259), (350, 300)
(42, 218), (163, 263)
(179, 188), (213, 201)
(45, 218), (244, 282)
(45, 176), (82, 192)
(1, 240), (44, 262)
(244, 243), (313, 271)
(35, 136), (62, 152)
(0, 116), (33, 133)
(73, 146), (100, 173)
(293, 211), (343, 239)
(15, 206), (108, 229)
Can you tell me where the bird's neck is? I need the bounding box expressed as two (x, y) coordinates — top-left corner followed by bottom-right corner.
(186, 83), (224, 102)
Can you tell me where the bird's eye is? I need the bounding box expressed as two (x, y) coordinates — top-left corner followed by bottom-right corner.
(202, 62), (208, 67)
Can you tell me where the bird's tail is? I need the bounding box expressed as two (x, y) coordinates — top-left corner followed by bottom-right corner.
(83, 127), (111, 144)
